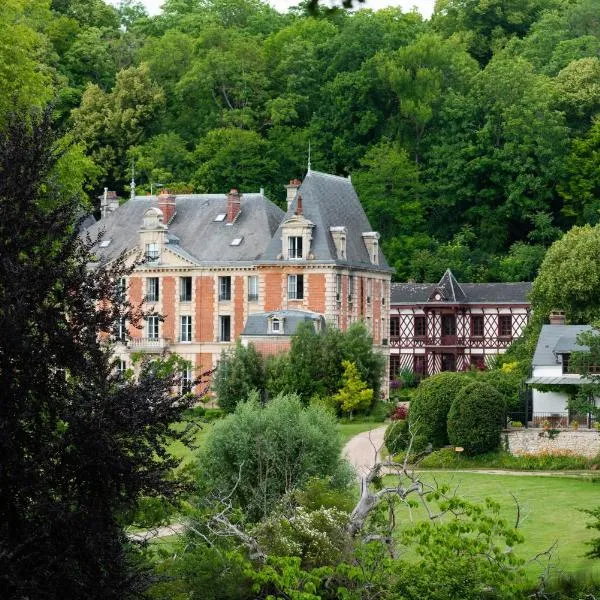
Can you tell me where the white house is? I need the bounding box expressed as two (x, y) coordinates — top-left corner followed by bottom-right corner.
(527, 317), (597, 426)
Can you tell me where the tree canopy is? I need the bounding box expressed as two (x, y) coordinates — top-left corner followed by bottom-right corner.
(7, 0), (600, 282)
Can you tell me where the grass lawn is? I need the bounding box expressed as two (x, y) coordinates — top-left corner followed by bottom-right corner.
(388, 471), (600, 581)
(338, 421), (385, 445)
(166, 420), (212, 466)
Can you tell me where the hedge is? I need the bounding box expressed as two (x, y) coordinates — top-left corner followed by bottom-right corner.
(408, 372), (471, 449)
(447, 381), (506, 456)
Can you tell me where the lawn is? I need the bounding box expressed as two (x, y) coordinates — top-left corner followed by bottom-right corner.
(388, 471), (600, 581)
(166, 420), (212, 465)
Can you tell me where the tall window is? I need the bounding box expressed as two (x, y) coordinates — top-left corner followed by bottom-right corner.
(145, 242), (159, 263)
(288, 236), (303, 259)
(287, 274), (304, 300)
(441, 353), (456, 372)
(499, 315), (512, 337)
(146, 277), (159, 302)
(366, 278), (372, 303)
(117, 359), (127, 379)
(471, 315), (484, 337)
(146, 315), (159, 340)
(336, 273), (342, 302)
(248, 275), (258, 301)
(181, 365), (193, 393)
(348, 275), (354, 302)
(390, 316), (400, 337)
(180, 276), (192, 302)
(180, 315), (192, 342)
(219, 276), (231, 301)
(116, 277), (127, 302)
(414, 316), (427, 338)
(219, 315), (231, 342)
(114, 317), (127, 341)
(442, 314), (456, 336)
(390, 354), (401, 379)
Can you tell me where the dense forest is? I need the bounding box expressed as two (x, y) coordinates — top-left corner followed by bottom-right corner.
(6, 0), (600, 281)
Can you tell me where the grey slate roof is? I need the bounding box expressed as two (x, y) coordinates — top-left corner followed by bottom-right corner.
(532, 324), (592, 367)
(260, 170), (392, 272)
(85, 193), (284, 265)
(391, 270), (532, 305)
(242, 310), (326, 337)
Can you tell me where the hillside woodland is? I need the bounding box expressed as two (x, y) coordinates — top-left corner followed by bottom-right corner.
(6, 0), (600, 281)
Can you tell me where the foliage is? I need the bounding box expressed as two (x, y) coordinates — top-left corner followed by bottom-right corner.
(212, 341), (264, 412)
(531, 224), (600, 324)
(408, 372), (471, 449)
(267, 321), (385, 406)
(409, 448), (594, 470)
(197, 393), (351, 522)
(470, 368), (524, 412)
(447, 382), (507, 455)
(384, 419), (410, 455)
(333, 360), (374, 417)
(0, 111), (195, 597)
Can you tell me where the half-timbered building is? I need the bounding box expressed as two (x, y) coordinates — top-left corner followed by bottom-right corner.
(389, 270), (531, 380)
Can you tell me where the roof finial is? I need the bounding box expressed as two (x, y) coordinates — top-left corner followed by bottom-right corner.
(307, 139), (312, 173)
(130, 159), (136, 200)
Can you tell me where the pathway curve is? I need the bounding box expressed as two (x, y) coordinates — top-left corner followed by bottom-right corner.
(342, 425), (387, 476)
(128, 522), (185, 542)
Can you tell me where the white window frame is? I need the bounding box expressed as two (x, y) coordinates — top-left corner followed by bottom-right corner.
(219, 276), (231, 301)
(248, 275), (259, 302)
(180, 276), (192, 302)
(288, 236), (303, 259)
(147, 315), (159, 340)
(181, 365), (193, 393)
(146, 277), (159, 302)
(219, 315), (231, 342)
(145, 242), (160, 263)
(180, 315), (192, 342)
(287, 274), (304, 300)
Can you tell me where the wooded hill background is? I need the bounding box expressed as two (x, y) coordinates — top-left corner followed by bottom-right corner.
(6, 0), (600, 282)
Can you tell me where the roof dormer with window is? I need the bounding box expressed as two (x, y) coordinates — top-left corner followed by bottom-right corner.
(362, 231), (380, 265)
(330, 226), (347, 260)
(280, 195), (315, 260)
(139, 206), (168, 265)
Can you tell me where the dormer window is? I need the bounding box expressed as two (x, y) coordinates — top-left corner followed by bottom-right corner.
(330, 227), (347, 260)
(145, 242), (159, 263)
(271, 318), (282, 334)
(362, 232), (380, 266)
(288, 236), (303, 259)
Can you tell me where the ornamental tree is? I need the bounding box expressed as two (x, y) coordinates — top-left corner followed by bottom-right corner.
(333, 360), (374, 418)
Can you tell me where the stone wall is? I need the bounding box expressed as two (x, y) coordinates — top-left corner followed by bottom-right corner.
(507, 429), (600, 458)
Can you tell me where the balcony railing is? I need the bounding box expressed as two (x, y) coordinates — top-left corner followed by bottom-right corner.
(128, 337), (170, 351)
(389, 335), (514, 349)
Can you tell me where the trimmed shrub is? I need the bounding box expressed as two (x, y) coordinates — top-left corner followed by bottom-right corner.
(475, 369), (523, 412)
(384, 420), (410, 455)
(408, 372), (471, 449)
(447, 382), (506, 456)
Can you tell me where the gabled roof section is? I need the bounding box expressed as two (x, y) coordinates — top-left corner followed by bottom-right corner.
(84, 192), (284, 265)
(392, 279), (532, 305)
(532, 324), (593, 367)
(260, 170), (391, 271)
(428, 269), (467, 302)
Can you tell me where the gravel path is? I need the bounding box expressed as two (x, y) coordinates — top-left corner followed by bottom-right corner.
(128, 522), (185, 542)
(342, 425), (387, 476)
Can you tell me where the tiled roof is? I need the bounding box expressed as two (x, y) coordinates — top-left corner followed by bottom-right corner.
(532, 324), (593, 367)
(85, 193), (284, 265)
(242, 310), (325, 336)
(260, 170), (392, 272)
(391, 270), (532, 305)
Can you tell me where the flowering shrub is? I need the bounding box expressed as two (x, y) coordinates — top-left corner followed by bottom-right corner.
(390, 405), (408, 421)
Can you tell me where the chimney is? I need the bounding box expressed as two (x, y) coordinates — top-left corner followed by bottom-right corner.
(226, 188), (241, 223)
(158, 189), (176, 224)
(99, 188), (120, 219)
(285, 179), (301, 212)
(549, 311), (566, 325)
(295, 194), (303, 216)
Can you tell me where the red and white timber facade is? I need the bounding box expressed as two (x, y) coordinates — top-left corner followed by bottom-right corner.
(389, 270), (531, 380)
